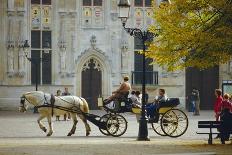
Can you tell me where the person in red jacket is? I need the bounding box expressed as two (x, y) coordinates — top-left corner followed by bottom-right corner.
(214, 89), (223, 121)
(221, 94), (232, 112)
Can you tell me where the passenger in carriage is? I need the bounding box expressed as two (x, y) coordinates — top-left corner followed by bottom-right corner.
(104, 76), (131, 105)
(146, 89), (168, 122)
(129, 91), (142, 108)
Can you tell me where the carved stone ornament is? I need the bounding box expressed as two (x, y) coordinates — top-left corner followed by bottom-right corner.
(82, 58), (102, 72)
(90, 35), (97, 48)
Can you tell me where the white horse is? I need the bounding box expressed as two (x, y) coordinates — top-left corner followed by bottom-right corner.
(19, 91), (91, 137)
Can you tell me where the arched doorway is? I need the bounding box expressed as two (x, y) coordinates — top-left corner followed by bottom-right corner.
(81, 58), (102, 109)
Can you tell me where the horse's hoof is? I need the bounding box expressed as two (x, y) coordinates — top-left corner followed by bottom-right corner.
(86, 132), (90, 136)
(42, 128), (47, 133)
(67, 133), (72, 136)
(46, 133), (51, 137)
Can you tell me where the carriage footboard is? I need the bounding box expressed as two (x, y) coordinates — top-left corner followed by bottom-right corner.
(83, 113), (107, 130)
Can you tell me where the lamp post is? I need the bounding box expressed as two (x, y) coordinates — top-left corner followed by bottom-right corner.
(118, 0), (169, 141)
(23, 40), (50, 91)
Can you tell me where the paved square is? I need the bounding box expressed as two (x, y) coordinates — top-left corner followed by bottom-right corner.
(0, 111), (231, 155)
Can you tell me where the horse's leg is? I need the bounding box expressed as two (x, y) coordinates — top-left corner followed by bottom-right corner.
(46, 116), (53, 137)
(67, 113), (78, 136)
(79, 114), (91, 136)
(37, 115), (47, 133)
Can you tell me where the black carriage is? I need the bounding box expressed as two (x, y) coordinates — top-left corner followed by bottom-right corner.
(99, 96), (189, 138)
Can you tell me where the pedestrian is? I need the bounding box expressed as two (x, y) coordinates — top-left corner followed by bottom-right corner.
(62, 87), (71, 96)
(214, 89), (223, 121)
(193, 88), (200, 115)
(62, 87), (71, 121)
(219, 94), (232, 143)
(221, 94), (232, 112)
(188, 88), (200, 115)
(55, 90), (62, 121)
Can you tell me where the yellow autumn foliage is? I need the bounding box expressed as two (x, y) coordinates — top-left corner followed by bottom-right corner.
(147, 0), (232, 71)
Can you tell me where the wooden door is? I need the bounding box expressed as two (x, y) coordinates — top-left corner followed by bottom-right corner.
(81, 59), (102, 110)
(186, 67), (219, 110)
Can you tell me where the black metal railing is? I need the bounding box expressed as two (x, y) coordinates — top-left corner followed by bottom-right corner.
(132, 71), (159, 85)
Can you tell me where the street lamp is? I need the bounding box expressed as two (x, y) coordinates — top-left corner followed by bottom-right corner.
(118, 0), (170, 141)
(23, 40), (50, 91)
(118, 0), (130, 26)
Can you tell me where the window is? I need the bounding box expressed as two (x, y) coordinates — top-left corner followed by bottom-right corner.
(82, 0), (104, 28)
(31, 0), (52, 85)
(134, 0), (153, 28)
(31, 50), (41, 84)
(134, 0), (151, 7)
(32, 0), (51, 5)
(134, 0), (143, 7)
(93, 0), (102, 6)
(133, 36), (157, 85)
(145, 0), (152, 7)
(31, 30), (40, 48)
(83, 0), (91, 6)
(31, 0), (40, 4)
(83, 0), (102, 6)
(42, 0), (51, 5)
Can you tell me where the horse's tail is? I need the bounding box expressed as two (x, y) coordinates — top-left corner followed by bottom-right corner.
(81, 98), (89, 113)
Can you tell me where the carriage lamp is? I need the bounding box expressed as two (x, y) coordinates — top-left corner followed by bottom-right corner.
(23, 40), (30, 57)
(118, 0), (171, 141)
(118, 0), (130, 27)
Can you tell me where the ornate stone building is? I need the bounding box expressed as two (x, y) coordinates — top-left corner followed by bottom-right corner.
(0, 0), (230, 110)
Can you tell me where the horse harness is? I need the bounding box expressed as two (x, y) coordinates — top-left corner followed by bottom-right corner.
(35, 94), (84, 115)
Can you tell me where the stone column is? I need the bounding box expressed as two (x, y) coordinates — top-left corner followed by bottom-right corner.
(111, 32), (118, 75)
(120, 30), (129, 75)
(121, 43), (129, 73)
(7, 19), (14, 77)
(7, 48), (14, 76)
(7, 0), (14, 11)
(70, 34), (76, 76)
(58, 15), (67, 75)
(18, 20), (25, 76)
(59, 48), (66, 73)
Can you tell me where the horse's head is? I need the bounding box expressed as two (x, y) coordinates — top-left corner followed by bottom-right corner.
(19, 95), (27, 113)
(19, 91), (44, 112)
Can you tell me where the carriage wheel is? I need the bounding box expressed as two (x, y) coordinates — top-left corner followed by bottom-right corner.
(151, 116), (167, 136)
(106, 114), (128, 137)
(99, 114), (111, 136)
(160, 109), (188, 138)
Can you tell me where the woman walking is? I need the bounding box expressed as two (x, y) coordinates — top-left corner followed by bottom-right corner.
(214, 89), (223, 121)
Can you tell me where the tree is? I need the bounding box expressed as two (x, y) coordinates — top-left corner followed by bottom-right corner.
(147, 0), (232, 71)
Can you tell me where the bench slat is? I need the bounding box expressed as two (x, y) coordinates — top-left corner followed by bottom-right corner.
(198, 124), (220, 128)
(198, 121), (220, 124)
(196, 132), (219, 134)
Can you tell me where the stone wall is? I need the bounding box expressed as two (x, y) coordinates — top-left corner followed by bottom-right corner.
(0, 0), (186, 110)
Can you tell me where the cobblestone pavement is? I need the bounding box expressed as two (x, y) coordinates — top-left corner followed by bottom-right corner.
(0, 110), (231, 155)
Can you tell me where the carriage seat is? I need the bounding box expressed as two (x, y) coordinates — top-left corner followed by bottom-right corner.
(159, 98), (180, 108)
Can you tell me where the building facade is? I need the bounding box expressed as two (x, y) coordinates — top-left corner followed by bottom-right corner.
(0, 0), (230, 110)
